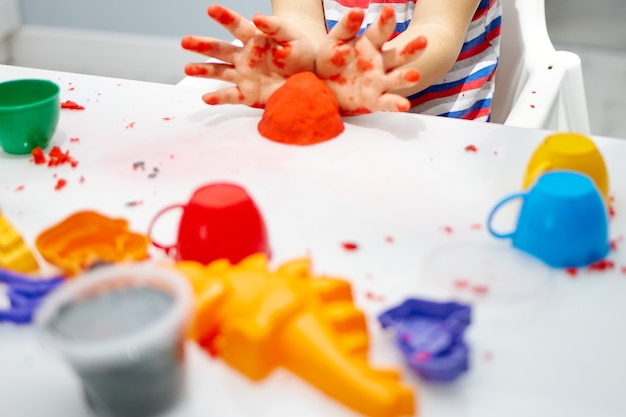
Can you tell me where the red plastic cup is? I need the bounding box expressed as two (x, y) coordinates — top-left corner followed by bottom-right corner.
(148, 183), (271, 264)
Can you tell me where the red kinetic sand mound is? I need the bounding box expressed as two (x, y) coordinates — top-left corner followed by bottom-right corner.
(258, 72), (344, 145)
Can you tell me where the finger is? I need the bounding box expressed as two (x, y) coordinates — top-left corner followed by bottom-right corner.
(184, 62), (238, 84)
(384, 68), (421, 91)
(207, 4), (258, 43)
(327, 7), (365, 41)
(181, 36), (239, 62)
(253, 14), (301, 43)
(374, 93), (411, 113)
(365, 5), (396, 49)
(382, 36), (427, 70)
(202, 86), (246, 106)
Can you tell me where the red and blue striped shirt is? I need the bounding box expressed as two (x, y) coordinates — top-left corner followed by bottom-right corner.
(323, 0), (502, 121)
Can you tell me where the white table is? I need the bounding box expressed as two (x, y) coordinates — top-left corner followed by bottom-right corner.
(1, 64), (625, 417)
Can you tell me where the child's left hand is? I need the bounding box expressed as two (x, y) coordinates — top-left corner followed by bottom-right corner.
(316, 6), (427, 116)
(182, 5), (316, 108)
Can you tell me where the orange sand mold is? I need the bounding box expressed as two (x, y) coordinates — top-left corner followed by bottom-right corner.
(35, 211), (149, 276)
(258, 71), (345, 145)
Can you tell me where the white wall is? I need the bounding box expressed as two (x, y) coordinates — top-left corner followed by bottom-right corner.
(19, 1), (272, 39)
(11, 1), (273, 83)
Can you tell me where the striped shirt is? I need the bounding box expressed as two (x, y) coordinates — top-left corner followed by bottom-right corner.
(323, 0), (502, 121)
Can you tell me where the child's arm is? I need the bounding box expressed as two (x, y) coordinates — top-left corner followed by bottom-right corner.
(271, 0), (328, 48)
(182, 5), (316, 107)
(385, 0), (482, 97)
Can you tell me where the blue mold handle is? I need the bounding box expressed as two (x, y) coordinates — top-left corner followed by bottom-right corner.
(487, 192), (527, 239)
(0, 306), (35, 324)
(378, 298), (472, 382)
(0, 269), (63, 287)
(0, 269), (64, 324)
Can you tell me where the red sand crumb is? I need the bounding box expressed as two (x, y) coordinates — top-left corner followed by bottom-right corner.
(125, 122), (136, 129)
(565, 267), (578, 277)
(588, 259), (615, 272)
(14, 185), (24, 192)
(54, 179), (67, 191)
(31, 146), (78, 167)
(126, 200), (143, 207)
(258, 71), (344, 145)
(453, 279), (469, 289)
(609, 206), (616, 218)
(465, 144), (478, 152)
(483, 351), (494, 362)
(61, 100), (85, 110)
(31, 146), (47, 164)
(470, 223), (482, 230)
(341, 242), (359, 251)
(413, 351), (431, 363)
(621, 266), (626, 274)
(610, 235), (624, 252)
(442, 225), (454, 234)
(385, 236), (394, 243)
(48, 146), (78, 167)
(472, 284), (489, 295)
(365, 291), (385, 302)
(69, 137), (80, 143)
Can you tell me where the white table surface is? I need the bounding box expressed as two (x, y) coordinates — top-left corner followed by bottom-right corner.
(1, 64), (625, 417)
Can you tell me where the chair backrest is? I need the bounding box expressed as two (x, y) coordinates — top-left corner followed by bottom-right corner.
(0, 0), (22, 63)
(491, 0), (555, 124)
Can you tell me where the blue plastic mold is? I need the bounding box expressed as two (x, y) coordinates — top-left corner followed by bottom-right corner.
(378, 298), (472, 382)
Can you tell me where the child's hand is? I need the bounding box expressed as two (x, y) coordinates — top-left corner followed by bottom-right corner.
(182, 5), (316, 108)
(316, 6), (427, 116)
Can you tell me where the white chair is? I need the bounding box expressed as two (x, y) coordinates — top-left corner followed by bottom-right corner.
(0, 0), (21, 64)
(493, 0), (591, 134)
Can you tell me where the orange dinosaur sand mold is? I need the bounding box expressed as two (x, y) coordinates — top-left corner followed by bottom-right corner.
(258, 71), (345, 146)
(176, 254), (415, 417)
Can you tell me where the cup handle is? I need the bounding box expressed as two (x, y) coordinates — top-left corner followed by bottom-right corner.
(523, 161), (551, 189)
(487, 192), (526, 239)
(147, 204), (185, 254)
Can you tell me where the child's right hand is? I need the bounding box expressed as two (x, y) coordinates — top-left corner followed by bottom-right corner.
(315, 6), (427, 116)
(182, 5), (316, 108)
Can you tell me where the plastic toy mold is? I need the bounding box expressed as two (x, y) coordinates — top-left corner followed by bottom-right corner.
(0, 268), (63, 324)
(0, 212), (39, 273)
(378, 298), (472, 382)
(35, 211), (149, 276)
(175, 254), (415, 417)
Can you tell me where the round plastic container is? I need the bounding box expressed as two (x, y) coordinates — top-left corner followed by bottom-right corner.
(0, 79), (60, 154)
(36, 263), (193, 417)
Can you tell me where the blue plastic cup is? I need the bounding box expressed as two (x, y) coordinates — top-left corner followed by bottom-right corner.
(487, 171), (609, 268)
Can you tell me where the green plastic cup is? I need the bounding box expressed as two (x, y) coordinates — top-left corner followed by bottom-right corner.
(0, 79), (60, 154)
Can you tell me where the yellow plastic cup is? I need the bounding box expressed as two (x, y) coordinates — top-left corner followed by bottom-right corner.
(522, 132), (610, 205)
(0, 79), (60, 154)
